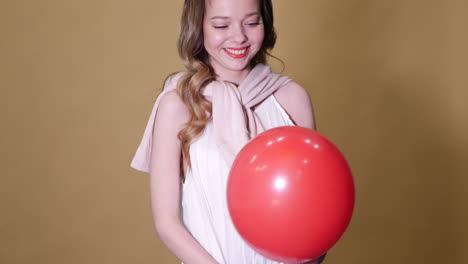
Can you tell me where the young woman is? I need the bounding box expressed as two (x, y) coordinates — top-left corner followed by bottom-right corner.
(131, 0), (325, 263)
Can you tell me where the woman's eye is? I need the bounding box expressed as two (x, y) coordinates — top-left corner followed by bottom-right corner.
(246, 22), (260, 26)
(214, 25), (228, 29)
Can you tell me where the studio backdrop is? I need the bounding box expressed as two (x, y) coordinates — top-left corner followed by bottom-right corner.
(1, 0), (467, 263)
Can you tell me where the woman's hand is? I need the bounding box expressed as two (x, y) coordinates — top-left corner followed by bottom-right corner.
(297, 253), (327, 264)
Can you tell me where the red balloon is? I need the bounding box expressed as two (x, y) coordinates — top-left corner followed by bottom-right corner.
(227, 126), (355, 263)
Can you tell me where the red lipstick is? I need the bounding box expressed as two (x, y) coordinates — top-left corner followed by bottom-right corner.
(224, 46), (250, 59)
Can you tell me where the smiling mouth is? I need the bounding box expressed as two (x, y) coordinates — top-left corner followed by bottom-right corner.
(224, 46), (250, 58)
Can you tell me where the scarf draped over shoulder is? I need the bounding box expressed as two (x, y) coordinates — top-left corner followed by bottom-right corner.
(131, 64), (291, 173)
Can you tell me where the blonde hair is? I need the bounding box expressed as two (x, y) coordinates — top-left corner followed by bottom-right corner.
(175, 0), (277, 169)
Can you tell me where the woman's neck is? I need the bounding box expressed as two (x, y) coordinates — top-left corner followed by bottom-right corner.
(213, 66), (253, 86)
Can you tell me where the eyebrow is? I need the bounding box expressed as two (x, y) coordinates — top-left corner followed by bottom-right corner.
(209, 12), (260, 20)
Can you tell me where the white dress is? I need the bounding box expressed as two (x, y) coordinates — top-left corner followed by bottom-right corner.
(181, 95), (295, 264)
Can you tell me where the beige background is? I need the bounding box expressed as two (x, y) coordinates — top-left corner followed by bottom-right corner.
(1, 0), (467, 263)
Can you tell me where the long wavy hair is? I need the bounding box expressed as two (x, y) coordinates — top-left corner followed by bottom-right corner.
(175, 0), (277, 169)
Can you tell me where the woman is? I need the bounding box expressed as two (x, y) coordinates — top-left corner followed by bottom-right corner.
(131, 0), (324, 263)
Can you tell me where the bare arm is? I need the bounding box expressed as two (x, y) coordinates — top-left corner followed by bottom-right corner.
(149, 90), (218, 264)
(274, 81), (316, 130)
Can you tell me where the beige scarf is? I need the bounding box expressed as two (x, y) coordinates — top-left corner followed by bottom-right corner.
(131, 64), (291, 173)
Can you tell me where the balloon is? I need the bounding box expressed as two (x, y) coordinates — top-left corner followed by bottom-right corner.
(227, 126), (355, 263)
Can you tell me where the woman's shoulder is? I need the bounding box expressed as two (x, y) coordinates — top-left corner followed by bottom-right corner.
(158, 72), (189, 122)
(158, 90), (188, 118)
(163, 71), (186, 91)
(156, 72), (187, 110)
(273, 80), (315, 129)
(274, 80), (311, 105)
(154, 90), (190, 135)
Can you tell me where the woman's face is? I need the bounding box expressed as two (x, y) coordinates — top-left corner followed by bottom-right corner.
(203, 0), (264, 80)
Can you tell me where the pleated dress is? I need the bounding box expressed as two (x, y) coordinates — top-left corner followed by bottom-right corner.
(181, 95), (295, 264)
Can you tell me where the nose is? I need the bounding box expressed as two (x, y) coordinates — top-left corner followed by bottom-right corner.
(230, 25), (247, 44)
